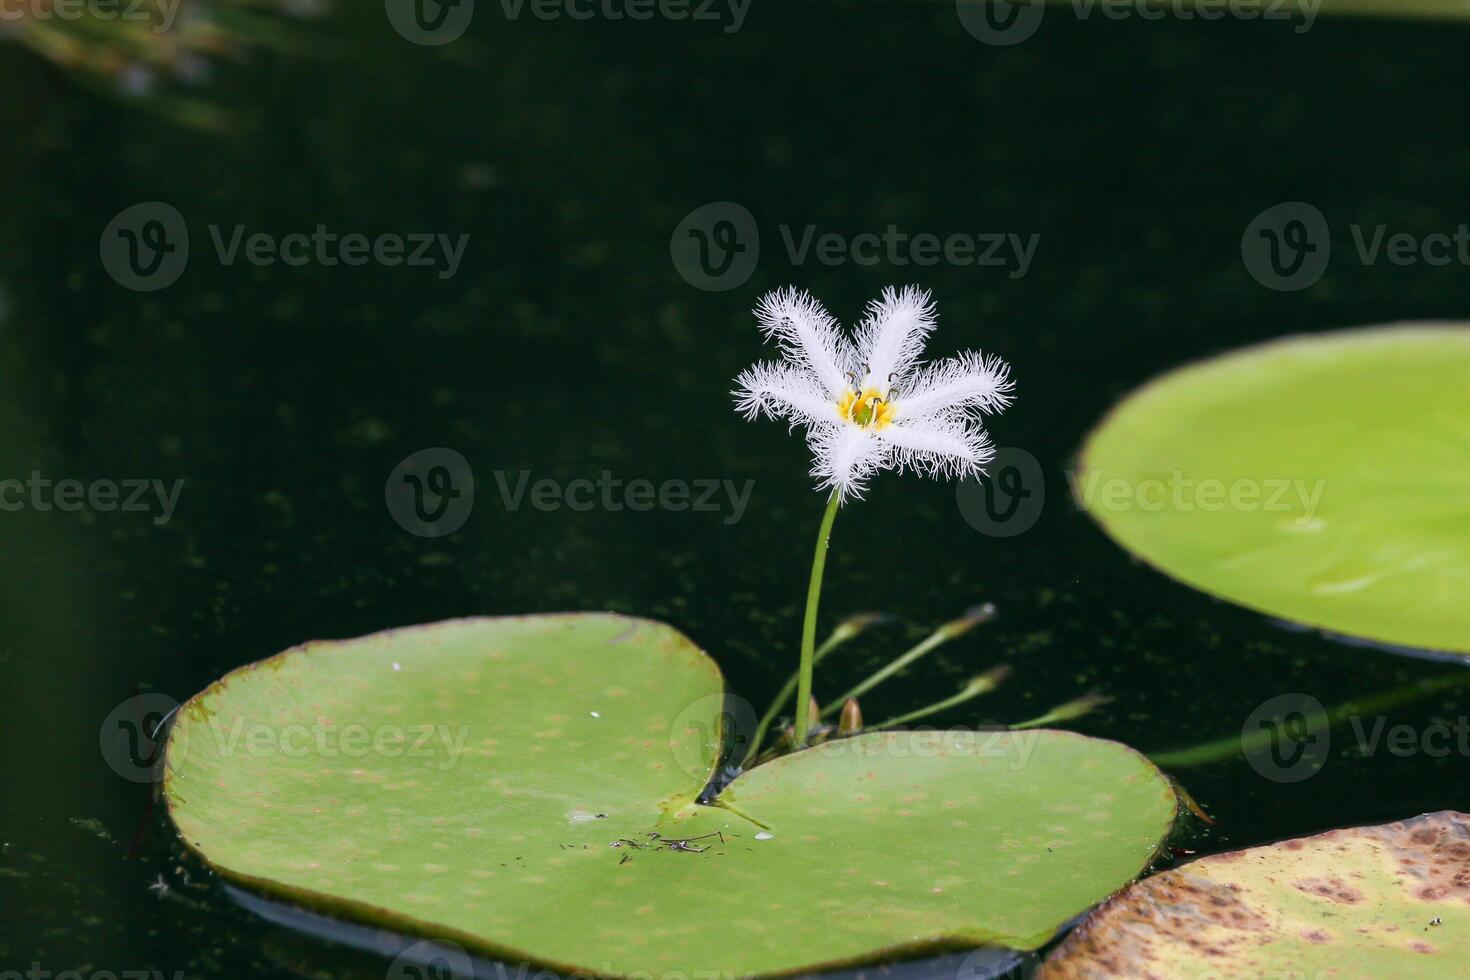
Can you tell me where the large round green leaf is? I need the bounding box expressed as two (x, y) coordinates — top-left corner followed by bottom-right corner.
(1078, 325), (1470, 656)
(165, 614), (1177, 976)
(1040, 811), (1470, 979)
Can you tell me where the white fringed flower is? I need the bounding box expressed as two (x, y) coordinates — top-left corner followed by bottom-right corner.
(734, 286), (1013, 502)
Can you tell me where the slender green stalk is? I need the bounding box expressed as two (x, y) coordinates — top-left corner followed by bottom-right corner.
(744, 611), (881, 766)
(1150, 670), (1470, 769)
(793, 492), (842, 748)
(711, 798), (771, 830)
(869, 666), (1012, 730)
(819, 603), (996, 717)
(1012, 690), (1112, 730)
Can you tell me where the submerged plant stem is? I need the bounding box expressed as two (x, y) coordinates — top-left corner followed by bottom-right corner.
(820, 604), (996, 717)
(793, 492), (842, 748)
(745, 626), (854, 766)
(1150, 670), (1470, 769)
(1012, 691), (1112, 730)
(868, 666), (1011, 731)
(710, 798), (772, 831)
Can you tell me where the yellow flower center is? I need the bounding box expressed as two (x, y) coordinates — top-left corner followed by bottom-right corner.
(837, 387), (895, 430)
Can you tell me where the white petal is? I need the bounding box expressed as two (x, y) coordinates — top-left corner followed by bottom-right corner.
(896, 351), (1014, 421)
(732, 362), (837, 428)
(878, 416), (994, 482)
(753, 287), (853, 399)
(853, 285), (937, 389)
(810, 423), (888, 502)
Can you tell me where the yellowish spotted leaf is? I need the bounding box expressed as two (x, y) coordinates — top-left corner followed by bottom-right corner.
(1041, 811), (1470, 980)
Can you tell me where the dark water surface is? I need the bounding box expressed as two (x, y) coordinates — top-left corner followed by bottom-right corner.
(2, 4), (1468, 977)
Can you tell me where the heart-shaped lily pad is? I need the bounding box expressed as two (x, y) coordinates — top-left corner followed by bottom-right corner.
(164, 614), (1177, 976)
(1077, 325), (1470, 656)
(1040, 811), (1470, 979)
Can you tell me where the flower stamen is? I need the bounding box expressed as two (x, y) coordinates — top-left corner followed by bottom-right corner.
(837, 387), (895, 430)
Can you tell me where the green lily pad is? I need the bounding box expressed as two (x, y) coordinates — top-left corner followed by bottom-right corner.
(1077, 325), (1470, 656)
(164, 614), (1177, 976)
(1040, 811), (1470, 979)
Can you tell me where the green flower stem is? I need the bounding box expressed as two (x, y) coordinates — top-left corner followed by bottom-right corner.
(819, 604), (996, 717)
(793, 491), (842, 748)
(1150, 670), (1470, 770)
(744, 611), (880, 766)
(868, 665), (1012, 730)
(1011, 691), (1112, 730)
